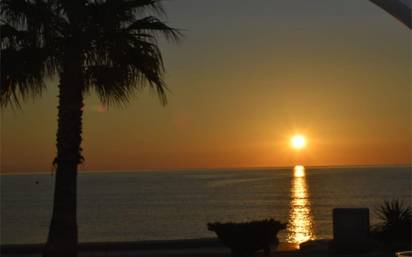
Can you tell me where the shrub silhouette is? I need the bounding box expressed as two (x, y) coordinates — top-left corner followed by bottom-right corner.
(208, 219), (286, 257)
(371, 199), (412, 249)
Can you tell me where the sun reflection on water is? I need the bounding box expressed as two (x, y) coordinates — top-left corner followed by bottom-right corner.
(287, 165), (315, 245)
(294, 165), (305, 177)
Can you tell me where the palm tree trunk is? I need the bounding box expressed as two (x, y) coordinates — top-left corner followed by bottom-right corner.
(44, 48), (84, 257)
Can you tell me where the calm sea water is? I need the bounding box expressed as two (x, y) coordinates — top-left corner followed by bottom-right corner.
(1, 166), (411, 245)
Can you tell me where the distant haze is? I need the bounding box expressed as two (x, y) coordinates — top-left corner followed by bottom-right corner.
(1, 0), (411, 173)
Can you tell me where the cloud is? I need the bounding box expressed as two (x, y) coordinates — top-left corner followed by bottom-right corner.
(94, 104), (108, 113)
(84, 104), (108, 113)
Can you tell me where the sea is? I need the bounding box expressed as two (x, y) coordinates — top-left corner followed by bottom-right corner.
(1, 166), (411, 245)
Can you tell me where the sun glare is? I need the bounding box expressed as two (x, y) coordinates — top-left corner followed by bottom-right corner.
(291, 135), (306, 150)
(294, 165), (305, 177)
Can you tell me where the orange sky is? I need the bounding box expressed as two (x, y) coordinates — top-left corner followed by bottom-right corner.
(1, 1), (411, 173)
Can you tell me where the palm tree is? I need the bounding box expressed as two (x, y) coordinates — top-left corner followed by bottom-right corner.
(0, 1), (180, 256)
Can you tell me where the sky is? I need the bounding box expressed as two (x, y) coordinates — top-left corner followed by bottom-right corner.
(1, 0), (411, 173)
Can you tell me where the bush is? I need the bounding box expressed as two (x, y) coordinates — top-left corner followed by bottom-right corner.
(371, 200), (412, 248)
(207, 219), (286, 257)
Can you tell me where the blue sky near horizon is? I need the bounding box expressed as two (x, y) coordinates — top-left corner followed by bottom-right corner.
(1, 0), (411, 173)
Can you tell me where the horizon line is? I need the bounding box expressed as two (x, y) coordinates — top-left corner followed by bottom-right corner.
(1, 163), (411, 175)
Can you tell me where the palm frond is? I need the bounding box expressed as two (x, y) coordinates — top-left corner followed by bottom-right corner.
(1, 0), (179, 107)
(1, 47), (53, 107)
(83, 0), (180, 106)
(127, 16), (181, 41)
(111, 0), (166, 16)
(85, 0), (164, 27)
(84, 38), (168, 105)
(0, 0), (32, 27)
(1, 0), (65, 107)
(1, 0), (66, 44)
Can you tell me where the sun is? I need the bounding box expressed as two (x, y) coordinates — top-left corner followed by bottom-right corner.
(291, 134), (306, 150)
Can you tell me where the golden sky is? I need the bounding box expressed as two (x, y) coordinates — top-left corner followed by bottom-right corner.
(1, 0), (411, 173)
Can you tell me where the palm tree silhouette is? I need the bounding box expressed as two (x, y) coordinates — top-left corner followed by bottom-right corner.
(1, 1), (180, 256)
